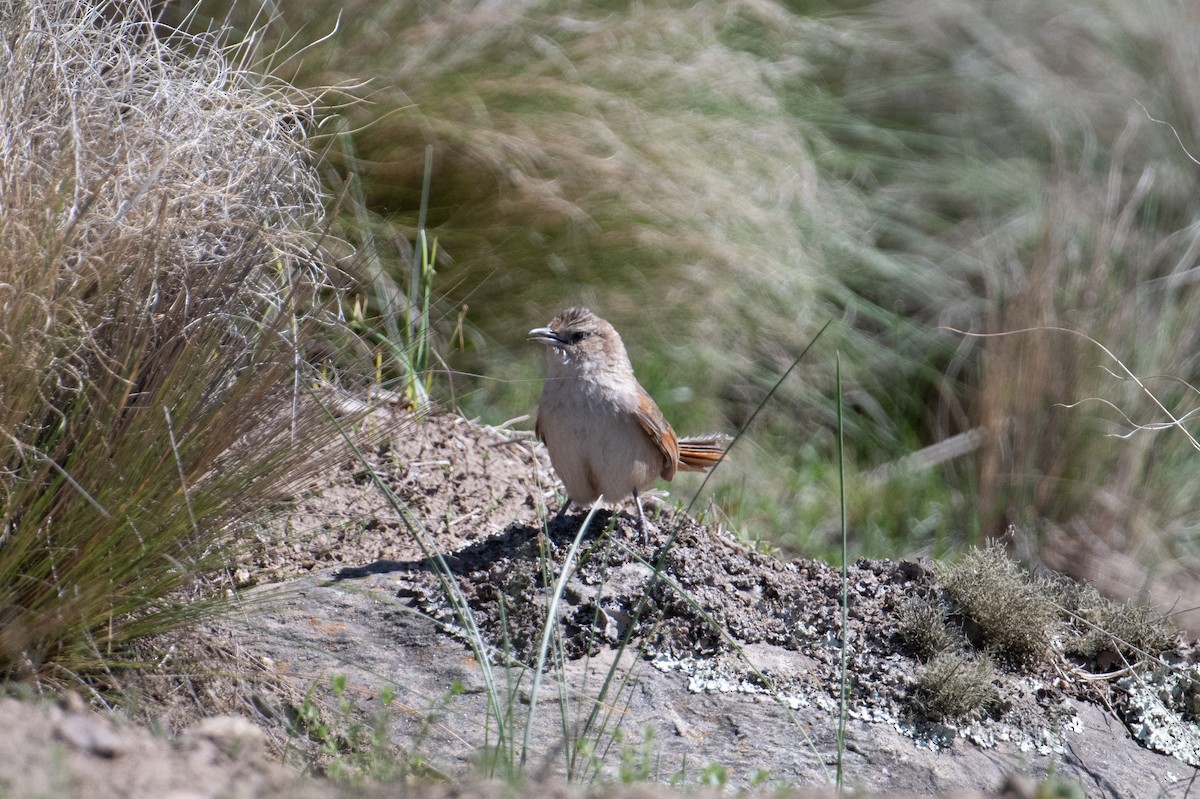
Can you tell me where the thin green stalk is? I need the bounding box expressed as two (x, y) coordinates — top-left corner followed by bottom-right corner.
(338, 127), (402, 345)
(162, 405), (197, 536)
(836, 352), (849, 788)
(674, 318), (833, 545)
(411, 143), (433, 297)
(561, 526), (622, 781)
(520, 501), (603, 767)
(403, 145), (436, 407)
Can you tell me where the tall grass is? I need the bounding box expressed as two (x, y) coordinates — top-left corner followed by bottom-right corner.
(0, 1), (353, 683)
(194, 0), (1200, 611)
(840, 0), (1200, 604)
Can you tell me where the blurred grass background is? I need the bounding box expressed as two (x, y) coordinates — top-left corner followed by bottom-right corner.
(172, 0), (1200, 628)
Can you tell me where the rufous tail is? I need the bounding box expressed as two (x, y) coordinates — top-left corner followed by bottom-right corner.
(676, 434), (732, 471)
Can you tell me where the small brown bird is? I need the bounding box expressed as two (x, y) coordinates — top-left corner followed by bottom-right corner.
(528, 307), (730, 539)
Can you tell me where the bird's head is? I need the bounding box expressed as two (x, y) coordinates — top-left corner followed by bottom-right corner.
(528, 307), (632, 378)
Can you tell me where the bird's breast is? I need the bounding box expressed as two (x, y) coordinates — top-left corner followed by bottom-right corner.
(537, 377), (664, 505)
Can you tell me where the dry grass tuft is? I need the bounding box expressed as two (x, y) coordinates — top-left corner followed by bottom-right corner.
(903, 544), (1180, 719)
(0, 0), (353, 683)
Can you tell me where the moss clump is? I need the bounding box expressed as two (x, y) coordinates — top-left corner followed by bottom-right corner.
(936, 544), (1056, 661)
(899, 596), (955, 661)
(912, 650), (997, 721)
(905, 544), (1180, 725)
(1052, 580), (1176, 664)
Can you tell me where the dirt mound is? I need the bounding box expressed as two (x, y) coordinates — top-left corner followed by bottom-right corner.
(230, 411), (1194, 796)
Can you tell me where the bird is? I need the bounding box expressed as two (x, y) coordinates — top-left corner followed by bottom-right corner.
(528, 307), (730, 542)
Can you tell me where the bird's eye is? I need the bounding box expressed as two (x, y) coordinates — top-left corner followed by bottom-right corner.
(567, 330), (590, 344)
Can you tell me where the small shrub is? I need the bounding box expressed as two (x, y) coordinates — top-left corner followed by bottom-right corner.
(698, 762), (728, 789)
(616, 727), (657, 785)
(289, 676), (400, 783)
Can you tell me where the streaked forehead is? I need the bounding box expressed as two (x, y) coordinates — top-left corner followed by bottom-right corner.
(550, 307), (597, 330)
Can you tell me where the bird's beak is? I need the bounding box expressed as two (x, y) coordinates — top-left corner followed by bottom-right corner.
(527, 326), (564, 346)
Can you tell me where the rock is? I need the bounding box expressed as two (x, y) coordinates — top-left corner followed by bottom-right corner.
(56, 713), (126, 758)
(183, 715), (266, 761)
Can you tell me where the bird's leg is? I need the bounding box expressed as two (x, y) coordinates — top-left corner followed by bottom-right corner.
(537, 499), (571, 557)
(633, 489), (650, 545)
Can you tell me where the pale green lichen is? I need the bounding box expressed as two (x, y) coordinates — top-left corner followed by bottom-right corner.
(1118, 662), (1200, 766)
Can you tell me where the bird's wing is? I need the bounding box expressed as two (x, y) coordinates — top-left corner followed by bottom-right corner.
(633, 385), (680, 482)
